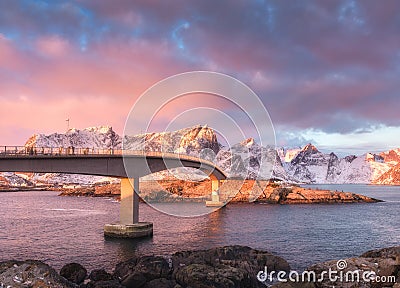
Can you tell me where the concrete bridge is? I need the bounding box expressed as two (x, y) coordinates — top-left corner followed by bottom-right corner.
(0, 146), (226, 238)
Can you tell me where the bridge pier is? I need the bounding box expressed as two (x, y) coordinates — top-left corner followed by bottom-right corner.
(104, 178), (153, 238)
(205, 176), (224, 207)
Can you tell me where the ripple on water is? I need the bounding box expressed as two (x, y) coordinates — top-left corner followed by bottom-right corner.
(0, 186), (399, 271)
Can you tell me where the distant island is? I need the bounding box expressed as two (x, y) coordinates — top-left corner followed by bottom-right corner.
(56, 179), (380, 204)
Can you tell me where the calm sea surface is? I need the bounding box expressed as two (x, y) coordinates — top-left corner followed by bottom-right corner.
(0, 184), (399, 271)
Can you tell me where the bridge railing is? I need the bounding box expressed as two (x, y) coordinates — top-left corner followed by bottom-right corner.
(0, 146), (224, 175)
(0, 146), (124, 156)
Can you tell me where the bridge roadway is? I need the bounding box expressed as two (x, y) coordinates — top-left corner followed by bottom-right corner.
(0, 146), (226, 238)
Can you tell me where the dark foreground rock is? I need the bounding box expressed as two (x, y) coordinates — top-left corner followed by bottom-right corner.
(114, 255), (171, 287)
(60, 263), (87, 284)
(272, 246), (400, 288)
(3, 245), (398, 288)
(88, 269), (113, 282)
(112, 245), (289, 288)
(0, 246), (289, 288)
(171, 245), (290, 287)
(0, 260), (76, 288)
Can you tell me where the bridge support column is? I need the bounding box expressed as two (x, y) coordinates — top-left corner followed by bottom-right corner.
(104, 178), (153, 238)
(206, 177), (224, 207)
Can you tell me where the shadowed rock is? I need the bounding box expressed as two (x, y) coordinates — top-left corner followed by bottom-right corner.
(172, 245), (290, 288)
(60, 262), (87, 284)
(113, 256), (171, 287)
(0, 260), (76, 288)
(300, 246), (400, 288)
(88, 269), (113, 282)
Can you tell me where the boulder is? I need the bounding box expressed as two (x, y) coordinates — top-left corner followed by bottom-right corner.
(143, 277), (179, 288)
(111, 245), (289, 288)
(0, 260), (21, 274)
(304, 246), (400, 288)
(83, 279), (124, 288)
(113, 255), (171, 287)
(60, 263), (87, 284)
(88, 269), (113, 282)
(172, 245), (290, 274)
(361, 246), (400, 259)
(175, 263), (252, 288)
(307, 257), (378, 288)
(0, 260), (75, 288)
(120, 272), (147, 287)
(172, 245), (289, 288)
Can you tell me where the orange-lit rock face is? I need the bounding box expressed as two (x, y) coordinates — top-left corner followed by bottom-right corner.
(374, 163), (400, 185)
(138, 180), (379, 204)
(58, 178), (379, 204)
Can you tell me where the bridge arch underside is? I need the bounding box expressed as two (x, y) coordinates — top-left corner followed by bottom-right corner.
(0, 155), (226, 237)
(0, 155), (226, 181)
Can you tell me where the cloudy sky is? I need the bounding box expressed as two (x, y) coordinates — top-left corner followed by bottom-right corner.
(1, 0), (399, 155)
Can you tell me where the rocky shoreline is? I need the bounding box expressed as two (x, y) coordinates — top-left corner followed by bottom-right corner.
(0, 186), (53, 192)
(1, 245), (399, 288)
(57, 180), (381, 204)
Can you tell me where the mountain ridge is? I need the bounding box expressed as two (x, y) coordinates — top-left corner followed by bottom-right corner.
(1, 125), (399, 186)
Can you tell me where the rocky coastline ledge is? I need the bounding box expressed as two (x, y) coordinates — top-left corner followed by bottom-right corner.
(1, 245), (399, 288)
(58, 180), (381, 204)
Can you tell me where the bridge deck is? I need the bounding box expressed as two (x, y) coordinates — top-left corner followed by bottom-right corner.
(0, 146), (226, 179)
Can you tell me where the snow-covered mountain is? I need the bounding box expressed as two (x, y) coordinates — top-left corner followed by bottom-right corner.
(25, 126), (122, 149)
(223, 138), (285, 180)
(277, 147), (302, 163)
(374, 163), (400, 185)
(2, 125), (400, 185)
(279, 144), (397, 184)
(373, 149), (400, 185)
(0, 172), (34, 187)
(11, 125), (283, 184)
(123, 125), (220, 155)
(123, 126), (281, 180)
(17, 126), (122, 185)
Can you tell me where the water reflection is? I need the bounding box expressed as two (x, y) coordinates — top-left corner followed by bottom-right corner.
(1, 187), (400, 272)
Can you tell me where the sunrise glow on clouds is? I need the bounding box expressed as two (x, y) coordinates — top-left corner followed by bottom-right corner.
(1, 1), (400, 154)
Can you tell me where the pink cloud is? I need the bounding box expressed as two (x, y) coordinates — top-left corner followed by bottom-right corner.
(35, 36), (71, 57)
(0, 35), (210, 144)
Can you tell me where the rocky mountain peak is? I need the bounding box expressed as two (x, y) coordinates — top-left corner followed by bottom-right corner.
(12, 125), (400, 185)
(25, 126), (121, 149)
(123, 125), (221, 155)
(380, 148), (400, 163)
(24, 134), (39, 147)
(83, 126), (114, 134)
(177, 125), (220, 155)
(301, 143), (319, 153)
(374, 162), (400, 185)
(239, 138), (256, 147)
(366, 153), (384, 163)
(345, 155), (357, 163)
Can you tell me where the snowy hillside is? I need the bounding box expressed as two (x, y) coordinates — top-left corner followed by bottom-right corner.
(22, 126), (122, 185)
(277, 147), (302, 163)
(374, 162), (400, 185)
(18, 125), (285, 183)
(123, 125), (220, 155)
(25, 126), (121, 149)
(123, 126), (282, 180)
(279, 144), (396, 184)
